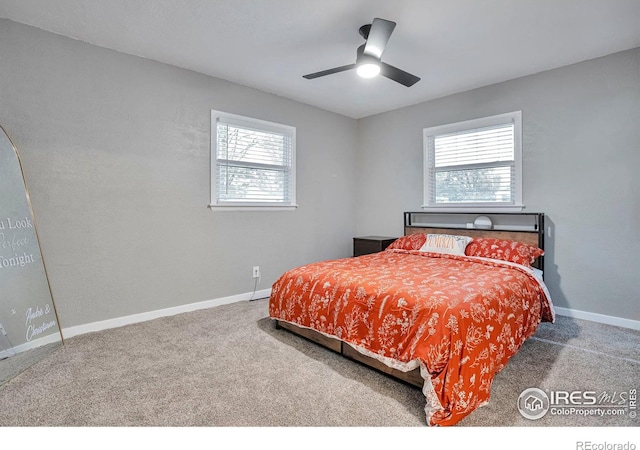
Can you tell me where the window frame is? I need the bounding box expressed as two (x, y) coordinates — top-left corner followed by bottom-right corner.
(422, 111), (523, 213)
(209, 110), (297, 211)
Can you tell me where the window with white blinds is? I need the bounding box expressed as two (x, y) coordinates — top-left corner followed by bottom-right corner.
(210, 111), (296, 210)
(423, 111), (523, 211)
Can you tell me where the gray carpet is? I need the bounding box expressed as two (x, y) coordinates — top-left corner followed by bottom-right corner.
(0, 298), (638, 427)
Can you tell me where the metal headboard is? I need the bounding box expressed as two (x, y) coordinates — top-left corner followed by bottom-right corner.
(403, 212), (545, 271)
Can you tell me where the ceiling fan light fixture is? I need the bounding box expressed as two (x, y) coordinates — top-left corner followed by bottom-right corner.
(356, 62), (380, 78)
(356, 49), (381, 78)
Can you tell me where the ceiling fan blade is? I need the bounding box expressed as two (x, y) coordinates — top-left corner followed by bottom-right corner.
(363, 18), (396, 59)
(303, 64), (357, 80)
(380, 62), (420, 87)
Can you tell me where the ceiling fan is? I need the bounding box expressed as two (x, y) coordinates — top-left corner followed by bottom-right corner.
(303, 18), (420, 87)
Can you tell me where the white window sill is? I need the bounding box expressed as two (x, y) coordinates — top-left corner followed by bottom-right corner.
(208, 204), (298, 212)
(421, 204), (525, 213)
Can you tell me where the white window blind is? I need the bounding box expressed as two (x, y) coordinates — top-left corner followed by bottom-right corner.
(423, 111), (523, 211)
(210, 111), (296, 210)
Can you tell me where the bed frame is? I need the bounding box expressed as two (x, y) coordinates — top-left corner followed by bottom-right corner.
(274, 212), (545, 388)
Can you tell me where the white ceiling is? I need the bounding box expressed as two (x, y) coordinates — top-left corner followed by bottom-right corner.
(1, 0), (640, 119)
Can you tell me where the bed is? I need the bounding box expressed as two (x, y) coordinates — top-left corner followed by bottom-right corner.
(269, 212), (554, 426)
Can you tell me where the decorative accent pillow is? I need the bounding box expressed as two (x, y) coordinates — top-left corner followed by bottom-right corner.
(464, 237), (544, 267)
(386, 234), (427, 251)
(419, 234), (473, 256)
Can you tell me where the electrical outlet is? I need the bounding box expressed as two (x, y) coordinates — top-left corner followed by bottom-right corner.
(252, 266), (260, 279)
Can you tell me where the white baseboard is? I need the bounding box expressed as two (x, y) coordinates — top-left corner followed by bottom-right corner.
(59, 291), (638, 340)
(554, 306), (640, 331)
(61, 288), (272, 339)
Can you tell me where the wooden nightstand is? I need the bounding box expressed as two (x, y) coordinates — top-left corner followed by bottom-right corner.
(353, 236), (398, 257)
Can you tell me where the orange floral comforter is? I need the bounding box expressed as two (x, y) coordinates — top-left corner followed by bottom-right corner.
(269, 248), (554, 426)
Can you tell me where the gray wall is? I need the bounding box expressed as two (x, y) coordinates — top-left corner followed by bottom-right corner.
(1, 19), (638, 329)
(357, 47), (640, 322)
(0, 20), (358, 329)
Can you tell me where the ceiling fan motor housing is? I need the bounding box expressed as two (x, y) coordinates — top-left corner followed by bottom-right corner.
(359, 24), (371, 39)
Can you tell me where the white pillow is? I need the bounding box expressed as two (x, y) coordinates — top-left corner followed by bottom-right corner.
(532, 267), (544, 281)
(419, 234), (473, 256)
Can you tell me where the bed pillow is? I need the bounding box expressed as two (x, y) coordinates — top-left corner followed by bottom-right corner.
(386, 234), (427, 251)
(418, 234), (473, 256)
(464, 237), (544, 267)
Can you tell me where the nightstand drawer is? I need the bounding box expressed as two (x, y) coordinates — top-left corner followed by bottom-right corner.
(353, 236), (397, 257)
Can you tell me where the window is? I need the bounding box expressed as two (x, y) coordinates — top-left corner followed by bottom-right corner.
(423, 111), (523, 211)
(210, 111), (296, 211)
